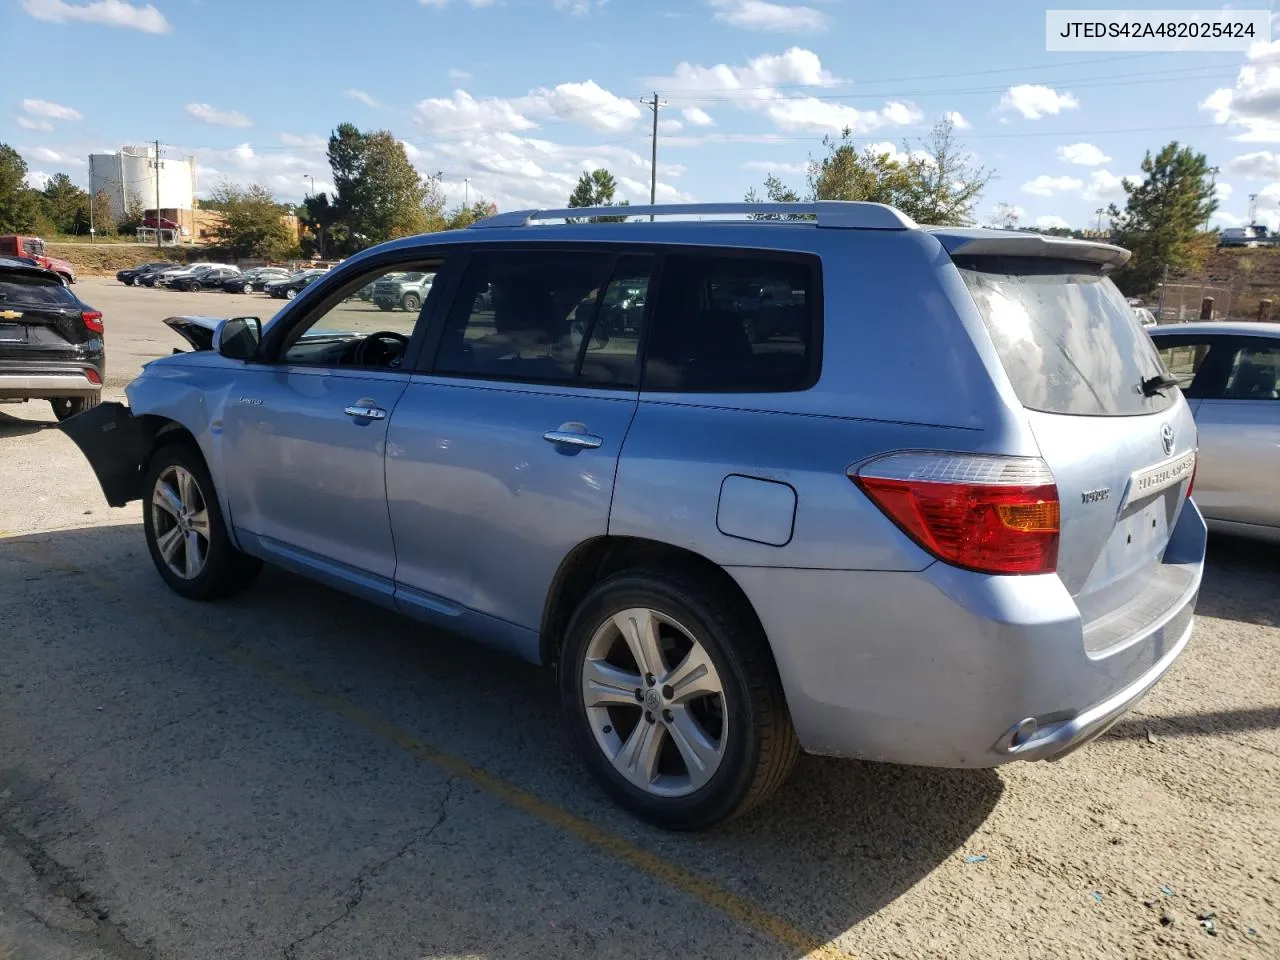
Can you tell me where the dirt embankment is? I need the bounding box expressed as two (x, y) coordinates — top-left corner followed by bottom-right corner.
(47, 243), (208, 277)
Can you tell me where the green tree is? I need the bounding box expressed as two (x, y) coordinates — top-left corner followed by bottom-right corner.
(991, 202), (1021, 229)
(744, 174), (804, 220)
(567, 168), (629, 222)
(118, 188), (147, 235)
(298, 191), (340, 257)
(206, 181), (298, 260)
(444, 200), (494, 230)
(1108, 142), (1218, 296)
(327, 123), (430, 251)
(745, 117), (991, 226)
(91, 189), (115, 237)
(41, 173), (90, 235)
(0, 144), (41, 233)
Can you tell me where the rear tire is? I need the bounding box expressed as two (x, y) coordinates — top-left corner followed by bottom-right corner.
(142, 441), (262, 601)
(188, 281), (202, 292)
(50, 392), (100, 422)
(558, 567), (799, 830)
(286, 288), (297, 300)
(401, 292), (421, 312)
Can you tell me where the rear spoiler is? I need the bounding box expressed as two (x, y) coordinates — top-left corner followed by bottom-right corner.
(163, 315), (223, 351)
(926, 228), (1131, 269)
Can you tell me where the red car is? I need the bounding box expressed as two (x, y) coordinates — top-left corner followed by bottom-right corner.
(0, 235), (77, 284)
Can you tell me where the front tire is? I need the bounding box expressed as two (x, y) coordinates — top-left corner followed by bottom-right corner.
(559, 568), (799, 830)
(401, 292), (421, 312)
(142, 441), (261, 601)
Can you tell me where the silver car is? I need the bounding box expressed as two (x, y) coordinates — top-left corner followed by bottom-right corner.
(61, 202), (1205, 830)
(1149, 321), (1280, 542)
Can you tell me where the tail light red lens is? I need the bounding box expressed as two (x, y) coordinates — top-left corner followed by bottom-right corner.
(85, 368), (102, 385)
(853, 453), (1060, 575)
(81, 310), (104, 334)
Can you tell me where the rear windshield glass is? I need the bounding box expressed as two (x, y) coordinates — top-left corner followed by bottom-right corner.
(956, 256), (1173, 416)
(0, 275), (78, 306)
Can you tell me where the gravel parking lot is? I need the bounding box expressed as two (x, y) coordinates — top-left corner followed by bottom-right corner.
(0, 278), (1277, 960)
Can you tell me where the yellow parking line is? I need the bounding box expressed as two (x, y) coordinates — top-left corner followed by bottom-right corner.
(17, 541), (853, 960)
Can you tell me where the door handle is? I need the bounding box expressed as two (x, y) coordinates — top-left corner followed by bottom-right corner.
(344, 405), (387, 420)
(543, 422), (603, 449)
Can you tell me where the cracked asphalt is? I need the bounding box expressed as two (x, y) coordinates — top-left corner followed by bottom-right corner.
(0, 279), (1277, 959)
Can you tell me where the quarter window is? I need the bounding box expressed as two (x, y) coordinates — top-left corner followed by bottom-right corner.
(642, 254), (819, 393)
(1156, 342), (1211, 390)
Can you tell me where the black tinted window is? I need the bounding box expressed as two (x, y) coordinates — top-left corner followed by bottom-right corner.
(643, 254), (818, 392)
(1223, 342), (1280, 399)
(958, 257), (1172, 416)
(435, 251), (618, 385)
(0, 275), (78, 305)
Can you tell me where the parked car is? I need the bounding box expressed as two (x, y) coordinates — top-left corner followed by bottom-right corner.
(60, 201), (1204, 830)
(141, 265), (200, 288)
(0, 257), (103, 421)
(0, 235), (76, 284)
(1148, 321), (1279, 542)
(372, 271), (433, 311)
(265, 269), (326, 300)
(116, 262), (176, 286)
(171, 265), (241, 292)
(225, 267), (290, 294)
(1133, 306), (1157, 327)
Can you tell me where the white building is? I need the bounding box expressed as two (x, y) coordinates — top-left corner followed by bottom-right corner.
(88, 145), (197, 226)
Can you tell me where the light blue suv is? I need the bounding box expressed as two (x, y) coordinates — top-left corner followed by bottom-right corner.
(63, 202), (1205, 830)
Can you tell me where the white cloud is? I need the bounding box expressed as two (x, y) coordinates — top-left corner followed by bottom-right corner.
(943, 111), (971, 130)
(650, 49), (920, 134)
(21, 0), (170, 32)
(447, 67), (473, 82)
(659, 119), (684, 133)
(422, 130), (692, 212)
(185, 103), (251, 128)
(25, 170), (52, 190)
(16, 116), (54, 132)
(22, 98), (83, 121)
(413, 90), (537, 135)
(742, 160), (808, 174)
(709, 0), (827, 32)
(1213, 210), (1247, 227)
(553, 0), (606, 13)
(998, 84), (1079, 120)
(1201, 41), (1280, 140)
(1056, 142), (1110, 166)
(190, 142), (333, 200)
(1082, 169), (1139, 201)
(1036, 215), (1072, 230)
(1216, 181), (1234, 202)
(682, 106), (715, 127)
(1227, 149), (1280, 178)
(1021, 174), (1083, 196)
(278, 132), (326, 149)
(345, 88), (381, 108)
(414, 80), (641, 136)
(20, 145), (86, 167)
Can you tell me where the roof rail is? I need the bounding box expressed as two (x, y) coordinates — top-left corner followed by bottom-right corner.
(470, 201), (916, 231)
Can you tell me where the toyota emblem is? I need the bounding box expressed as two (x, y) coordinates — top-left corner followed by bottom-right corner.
(1161, 423), (1174, 456)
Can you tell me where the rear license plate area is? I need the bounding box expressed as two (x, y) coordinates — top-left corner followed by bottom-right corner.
(0, 323), (27, 342)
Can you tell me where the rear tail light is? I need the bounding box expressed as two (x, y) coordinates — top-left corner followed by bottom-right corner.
(81, 310), (104, 334)
(85, 368), (102, 385)
(852, 453), (1060, 575)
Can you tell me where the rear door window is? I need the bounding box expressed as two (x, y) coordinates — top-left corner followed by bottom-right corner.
(957, 256), (1172, 416)
(1223, 342), (1280, 400)
(642, 253), (819, 392)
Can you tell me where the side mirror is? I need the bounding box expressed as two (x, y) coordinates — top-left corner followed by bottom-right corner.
(215, 316), (262, 360)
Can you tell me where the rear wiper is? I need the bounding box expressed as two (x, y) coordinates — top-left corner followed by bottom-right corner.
(1140, 374), (1180, 397)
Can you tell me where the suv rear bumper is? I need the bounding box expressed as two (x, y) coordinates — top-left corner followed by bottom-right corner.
(728, 500), (1206, 768)
(0, 366), (102, 400)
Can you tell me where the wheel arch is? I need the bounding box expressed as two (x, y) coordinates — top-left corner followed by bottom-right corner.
(539, 535), (770, 668)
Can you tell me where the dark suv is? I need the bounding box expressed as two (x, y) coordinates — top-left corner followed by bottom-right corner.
(0, 258), (104, 421)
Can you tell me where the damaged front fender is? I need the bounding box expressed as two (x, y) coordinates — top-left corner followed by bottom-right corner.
(58, 402), (151, 507)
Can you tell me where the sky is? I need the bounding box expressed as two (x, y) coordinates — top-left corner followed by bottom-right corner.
(6, 0), (1280, 230)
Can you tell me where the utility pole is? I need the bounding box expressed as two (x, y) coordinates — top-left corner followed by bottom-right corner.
(1248, 192), (1259, 225)
(1206, 166), (1220, 230)
(303, 174), (315, 197)
(464, 178), (470, 208)
(639, 92), (666, 221)
(1095, 207), (1105, 233)
(153, 139), (162, 250)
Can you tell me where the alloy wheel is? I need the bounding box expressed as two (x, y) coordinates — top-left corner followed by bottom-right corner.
(150, 465), (211, 580)
(581, 607), (727, 798)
